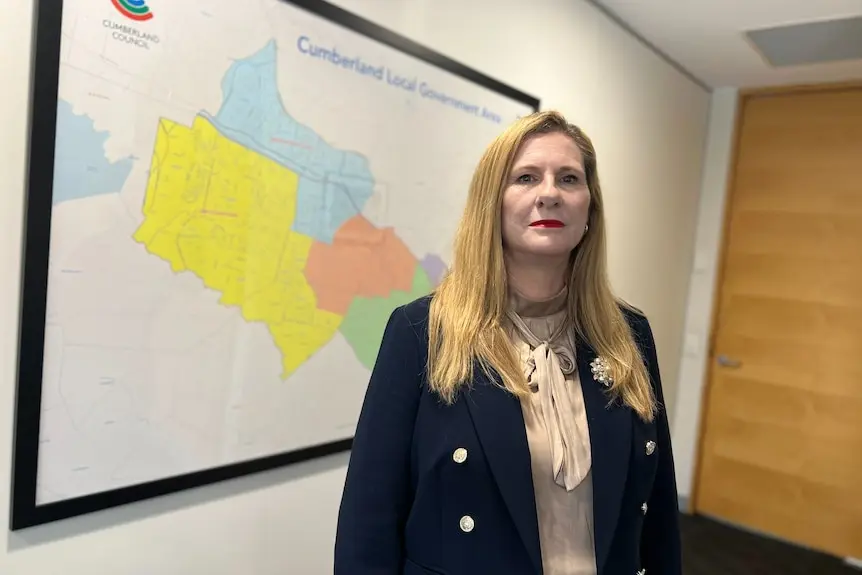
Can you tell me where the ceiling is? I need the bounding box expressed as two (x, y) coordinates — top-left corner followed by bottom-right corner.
(589, 0), (862, 89)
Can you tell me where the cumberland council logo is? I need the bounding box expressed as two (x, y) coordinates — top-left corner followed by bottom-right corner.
(111, 0), (153, 21)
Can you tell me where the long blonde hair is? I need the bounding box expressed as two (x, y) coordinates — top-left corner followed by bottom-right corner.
(427, 110), (657, 422)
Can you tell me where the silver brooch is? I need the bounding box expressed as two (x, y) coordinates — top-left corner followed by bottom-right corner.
(590, 356), (614, 387)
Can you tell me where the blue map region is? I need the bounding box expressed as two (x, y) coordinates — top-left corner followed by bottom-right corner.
(52, 99), (134, 205)
(419, 253), (447, 286)
(208, 40), (375, 244)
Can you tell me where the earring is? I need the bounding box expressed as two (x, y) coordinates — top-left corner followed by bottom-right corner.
(584, 223), (589, 233)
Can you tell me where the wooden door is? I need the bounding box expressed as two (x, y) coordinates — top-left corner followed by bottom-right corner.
(693, 86), (862, 559)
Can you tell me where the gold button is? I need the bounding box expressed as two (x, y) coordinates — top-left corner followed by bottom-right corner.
(459, 515), (474, 532)
(452, 448), (468, 464)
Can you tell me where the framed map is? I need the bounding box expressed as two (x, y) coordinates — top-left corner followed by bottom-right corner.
(11, 0), (539, 529)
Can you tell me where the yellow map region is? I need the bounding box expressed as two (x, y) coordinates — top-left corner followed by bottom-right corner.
(133, 115), (342, 377)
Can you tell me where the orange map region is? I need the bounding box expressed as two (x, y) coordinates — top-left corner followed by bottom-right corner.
(305, 215), (418, 315)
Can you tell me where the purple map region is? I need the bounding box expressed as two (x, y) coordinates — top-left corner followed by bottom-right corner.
(420, 254), (447, 286)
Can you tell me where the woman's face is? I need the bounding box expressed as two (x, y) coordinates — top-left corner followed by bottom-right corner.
(500, 132), (591, 263)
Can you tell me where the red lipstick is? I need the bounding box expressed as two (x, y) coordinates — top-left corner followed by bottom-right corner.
(530, 219), (564, 228)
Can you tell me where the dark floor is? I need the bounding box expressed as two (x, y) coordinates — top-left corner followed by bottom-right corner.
(681, 514), (859, 575)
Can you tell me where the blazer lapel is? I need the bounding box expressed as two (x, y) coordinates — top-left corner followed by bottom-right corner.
(464, 368), (543, 575)
(576, 339), (632, 574)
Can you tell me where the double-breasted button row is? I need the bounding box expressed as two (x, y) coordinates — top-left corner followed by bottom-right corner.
(640, 441), (655, 519)
(452, 448), (473, 532)
(640, 441), (654, 520)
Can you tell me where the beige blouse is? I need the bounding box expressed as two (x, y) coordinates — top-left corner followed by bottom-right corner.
(507, 287), (597, 575)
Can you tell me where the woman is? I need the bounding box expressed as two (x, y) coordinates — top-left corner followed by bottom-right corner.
(334, 110), (681, 575)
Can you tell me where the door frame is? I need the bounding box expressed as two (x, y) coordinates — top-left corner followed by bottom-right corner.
(689, 78), (862, 514)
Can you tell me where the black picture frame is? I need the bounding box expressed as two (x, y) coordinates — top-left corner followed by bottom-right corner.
(11, 0), (540, 531)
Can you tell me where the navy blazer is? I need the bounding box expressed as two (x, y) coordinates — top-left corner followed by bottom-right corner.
(334, 295), (681, 575)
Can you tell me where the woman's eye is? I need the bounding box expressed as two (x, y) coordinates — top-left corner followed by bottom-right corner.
(561, 174), (579, 184)
(517, 174), (535, 183)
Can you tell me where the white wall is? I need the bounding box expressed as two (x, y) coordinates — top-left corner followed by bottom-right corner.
(670, 88), (739, 505)
(0, 0), (709, 572)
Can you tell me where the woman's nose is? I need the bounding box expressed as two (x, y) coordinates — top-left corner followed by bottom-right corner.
(535, 181), (562, 206)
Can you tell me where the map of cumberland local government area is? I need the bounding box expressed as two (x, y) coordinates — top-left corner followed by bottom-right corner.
(133, 41), (441, 377)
